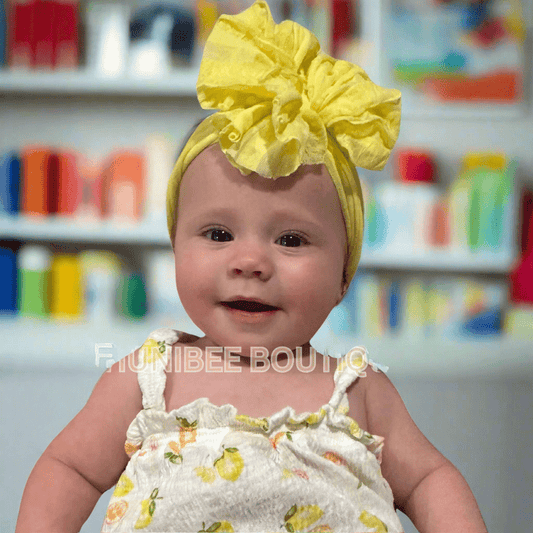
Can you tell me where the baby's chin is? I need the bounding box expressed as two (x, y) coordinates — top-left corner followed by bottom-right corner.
(197, 336), (317, 361)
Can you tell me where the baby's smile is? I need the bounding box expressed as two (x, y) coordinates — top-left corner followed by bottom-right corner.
(220, 300), (281, 324)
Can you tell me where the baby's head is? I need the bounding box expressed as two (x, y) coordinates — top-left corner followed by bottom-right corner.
(165, 0), (400, 355)
(170, 143), (349, 356)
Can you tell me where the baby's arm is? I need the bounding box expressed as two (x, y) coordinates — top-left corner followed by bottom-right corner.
(356, 368), (488, 533)
(16, 351), (143, 533)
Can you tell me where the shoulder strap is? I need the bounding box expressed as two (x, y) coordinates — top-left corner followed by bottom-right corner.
(137, 328), (182, 411)
(328, 347), (388, 412)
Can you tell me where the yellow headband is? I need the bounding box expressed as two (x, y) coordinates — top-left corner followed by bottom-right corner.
(167, 0), (401, 286)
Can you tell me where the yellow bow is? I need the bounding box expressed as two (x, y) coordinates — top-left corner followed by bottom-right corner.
(167, 0), (401, 286)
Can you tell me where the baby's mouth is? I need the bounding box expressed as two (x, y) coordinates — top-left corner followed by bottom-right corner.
(221, 301), (279, 312)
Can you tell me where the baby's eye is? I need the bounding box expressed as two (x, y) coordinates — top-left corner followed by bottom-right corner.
(203, 228), (232, 242)
(278, 233), (308, 247)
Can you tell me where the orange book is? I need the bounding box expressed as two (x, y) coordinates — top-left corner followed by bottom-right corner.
(21, 145), (52, 216)
(103, 151), (145, 221)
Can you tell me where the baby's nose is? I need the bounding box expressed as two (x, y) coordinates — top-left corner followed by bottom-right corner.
(229, 241), (273, 279)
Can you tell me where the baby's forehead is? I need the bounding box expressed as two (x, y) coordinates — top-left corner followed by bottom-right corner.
(185, 144), (335, 196)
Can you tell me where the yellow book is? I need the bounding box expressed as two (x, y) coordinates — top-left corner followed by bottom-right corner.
(50, 253), (83, 320)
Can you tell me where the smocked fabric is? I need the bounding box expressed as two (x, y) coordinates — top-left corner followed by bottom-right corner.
(166, 0), (401, 286)
(101, 328), (403, 532)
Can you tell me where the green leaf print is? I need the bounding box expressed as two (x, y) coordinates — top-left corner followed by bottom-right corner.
(164, 451), (183, 464)
(176, 416), (198, 428)
(284, 504), (297, 522)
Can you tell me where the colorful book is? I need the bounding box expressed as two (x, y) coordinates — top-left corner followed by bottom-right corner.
(102, 151), (145, 221)
(33, 0), (56, 68)
(21, 145), (51, 216)
(0, 151), (21, 215)
(8, 0), (35, 68)
(57, 150), (82, 215)
(54, 0), (79, 68)
(0, 246), (17, 315)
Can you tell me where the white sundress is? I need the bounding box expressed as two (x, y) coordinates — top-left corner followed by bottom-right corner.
(101, 328), (404, 533)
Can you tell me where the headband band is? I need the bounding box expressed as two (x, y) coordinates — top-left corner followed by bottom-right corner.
(167, 0), (401, 286)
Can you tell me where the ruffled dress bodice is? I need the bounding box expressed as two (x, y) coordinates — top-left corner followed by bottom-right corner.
(101, 328), (403, 533)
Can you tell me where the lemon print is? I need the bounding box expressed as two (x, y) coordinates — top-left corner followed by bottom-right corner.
(348, 420), (362, 438)
(359, 510), (388, 533)
(349, 354), (364, 370)
(176, 417), (198, 448)
(112, 473), (134, 497)
(322, 451), (346, 466)
(134, 488), (162, 529)
(125, 441), (141, 456)
(309, 526), (333, 533)
(180, 426), (197, 448)
(134, 499), (153, 529)
(194, 466), (216, 484)
(104, 500), (128, 525)
(284, 504), (324, 532)
(214, 447), (244, 481)
(141, 339), (166, 364)
(336, 358), (347, 373)
(270, 431), (292, 448)
(199, 521), (234, 532)
(235, 414), (269, 431)
(304, 408), (326, 427)
(165, 442), (183, 464)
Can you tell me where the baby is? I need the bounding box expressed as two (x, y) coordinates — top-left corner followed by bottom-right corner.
(16, 2), (487, 532)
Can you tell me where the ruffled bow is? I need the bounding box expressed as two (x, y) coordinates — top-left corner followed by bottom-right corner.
(197, 0), (401, 178)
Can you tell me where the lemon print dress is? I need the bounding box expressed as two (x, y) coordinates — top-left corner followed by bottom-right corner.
(101, 328), (404, 533)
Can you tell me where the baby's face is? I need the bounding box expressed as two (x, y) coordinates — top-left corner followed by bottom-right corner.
(173, 145), (347, 358)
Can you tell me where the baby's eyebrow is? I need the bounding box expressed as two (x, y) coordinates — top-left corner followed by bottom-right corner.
(268, 209), (324, 233)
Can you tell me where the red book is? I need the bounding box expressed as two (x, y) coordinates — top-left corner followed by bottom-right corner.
(54, 0), (78, 69)
(32, 0), (56, 69)
(7, 0), (35, 69)
(332, 0), (354, 57)
(57, 150), (82, 215)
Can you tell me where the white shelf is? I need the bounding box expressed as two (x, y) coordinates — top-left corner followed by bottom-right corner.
(0, 317), (530, 378)
(0, 69), (198, 96)
(0, 215), (170, 246)
(358, 248), (515, 274)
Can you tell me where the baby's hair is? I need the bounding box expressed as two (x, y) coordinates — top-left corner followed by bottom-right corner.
(173, 114), (350, 303)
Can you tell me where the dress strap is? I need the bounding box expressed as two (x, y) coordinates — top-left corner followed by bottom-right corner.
(136, 328), (182, 411)
(328, 347), (389, 412)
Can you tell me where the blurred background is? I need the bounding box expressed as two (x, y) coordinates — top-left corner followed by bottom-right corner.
(1, 0), (532, 531)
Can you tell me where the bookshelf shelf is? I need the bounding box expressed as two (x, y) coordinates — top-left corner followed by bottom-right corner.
(0, 69), (199, 96)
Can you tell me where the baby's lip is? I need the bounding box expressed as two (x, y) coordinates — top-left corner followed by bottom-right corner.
(221, 297), (280, 311)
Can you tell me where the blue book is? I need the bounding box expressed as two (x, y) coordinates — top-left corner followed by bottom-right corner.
(0, 247), (17, 315)
(0, 151), (21, 215)
(389, 280), (401, 332)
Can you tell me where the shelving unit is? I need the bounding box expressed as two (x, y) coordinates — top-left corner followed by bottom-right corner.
(1, 66), (530, 377)
(0, 69), (198, 96)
